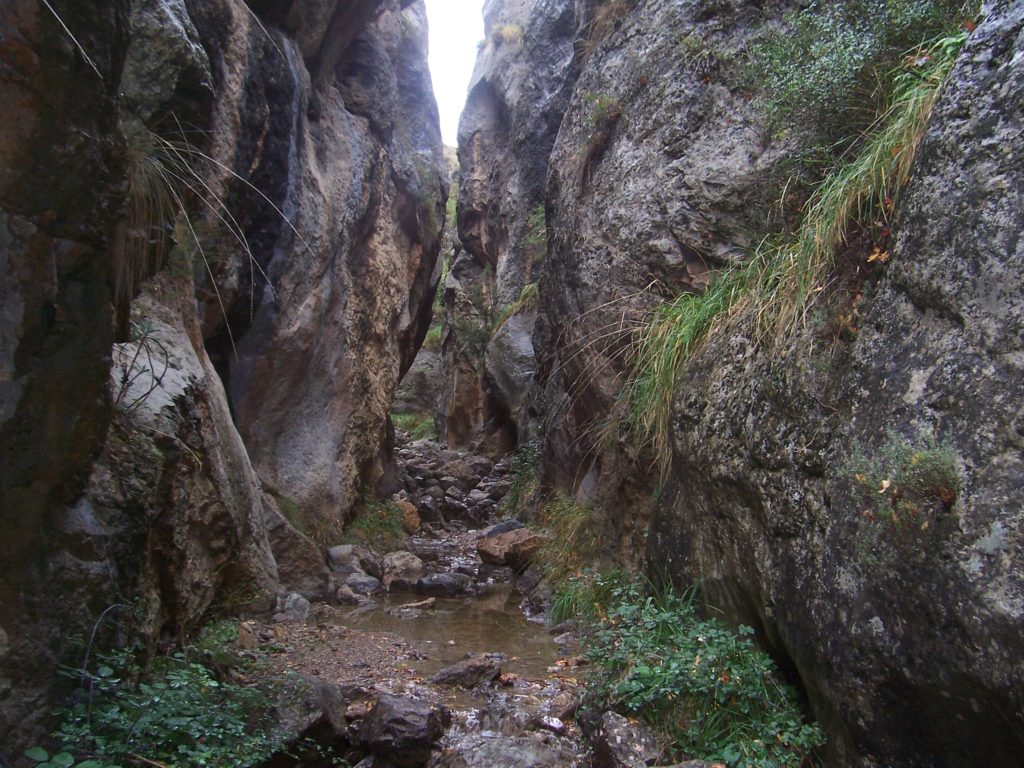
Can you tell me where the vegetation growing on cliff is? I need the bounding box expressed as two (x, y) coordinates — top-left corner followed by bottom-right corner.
(625, 4), (975, 466)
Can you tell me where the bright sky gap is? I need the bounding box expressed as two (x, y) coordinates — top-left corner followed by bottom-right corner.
(423, 0), (486, 146)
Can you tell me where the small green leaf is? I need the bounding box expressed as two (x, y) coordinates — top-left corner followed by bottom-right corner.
(24, 747), (50, 762)
(52, 753), (76, 767)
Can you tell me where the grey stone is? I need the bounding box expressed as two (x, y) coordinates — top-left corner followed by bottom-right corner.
(415, 572), (473, 597)
(347, 573), (382, 595)
(273, 592), (312, 624)
(590, 711), (663, 768)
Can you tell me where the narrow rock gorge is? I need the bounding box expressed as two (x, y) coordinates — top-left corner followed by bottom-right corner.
(1, 0), (1022, 766)
(1, 0), (444, 753)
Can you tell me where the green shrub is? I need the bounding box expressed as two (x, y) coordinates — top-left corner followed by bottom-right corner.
(625, 26), (972, 468)
(844, 430), (960, 527)
(30, 624), (292, 768)
(585, 578), (825, 767)
(750, 0), (974, 154)
(343, 499), (407, 552)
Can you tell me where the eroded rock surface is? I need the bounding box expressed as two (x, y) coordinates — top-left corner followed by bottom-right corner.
(442, 0), (581, 451)
(644, 3), (1024, 765)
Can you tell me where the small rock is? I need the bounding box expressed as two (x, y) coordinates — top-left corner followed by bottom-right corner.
(336, 585), (361, 605)
(327, 544), (357, 570)
(591, 711), (663, 768)
(347, 572), (382, 595)
(467, 488), (490, 504)
(398, 499), (421, 534)
(383, 551), (426, 589)
(416, 572), (473, 597)
(534, 715), (566, 735)
(430, 655), (502, 688)
(273, 591), (311, 623)
(483, 519), (525, 538)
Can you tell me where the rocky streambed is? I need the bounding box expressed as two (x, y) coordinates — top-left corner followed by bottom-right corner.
(242, 436), (709, 768)
(244, 438), (575, 766)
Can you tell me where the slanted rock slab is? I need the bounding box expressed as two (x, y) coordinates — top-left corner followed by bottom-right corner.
(430, 655), (502, 688)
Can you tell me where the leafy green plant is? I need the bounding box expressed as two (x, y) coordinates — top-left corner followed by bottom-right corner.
(31, 625), (292, 768)
(844, 430), (960, 527)
(585, 578), (824, 767)
(342, 499), (407, 552)
(625, 26), (971, 468)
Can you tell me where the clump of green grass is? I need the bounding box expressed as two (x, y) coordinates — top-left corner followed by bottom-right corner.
(844, 430), (960, 527)
(272, 492), (308, 535)
(392, 411), (436, 440)
(491, 281), (539, 334)
(626, 27), (971, 468)
(524, 203), (547, 265)
(550, 568), (632, 624)
(342, 499), (407, 552)
(491, 23), (524, 47)
(585, 577), (825, 767)
(422, 323), (444, 351)
(536, 495), (599, 586)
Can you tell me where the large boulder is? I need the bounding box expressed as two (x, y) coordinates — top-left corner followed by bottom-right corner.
(360, 694), (450, 767)
(477, 528), (547, 570)
(430, 655), (502, 688)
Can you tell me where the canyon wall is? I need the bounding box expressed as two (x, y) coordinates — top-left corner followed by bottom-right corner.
(457, 0), (1024, 764)
(0, 0), (444, 753)
(440, 0), (580, 453)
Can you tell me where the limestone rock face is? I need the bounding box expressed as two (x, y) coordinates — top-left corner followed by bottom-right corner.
(0, 0), (443, 753)
(185, 0), (446, 536)
(443, 0), (580, 450)
(642, 3), (1024, 765)
(535, 0), (794, 566)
